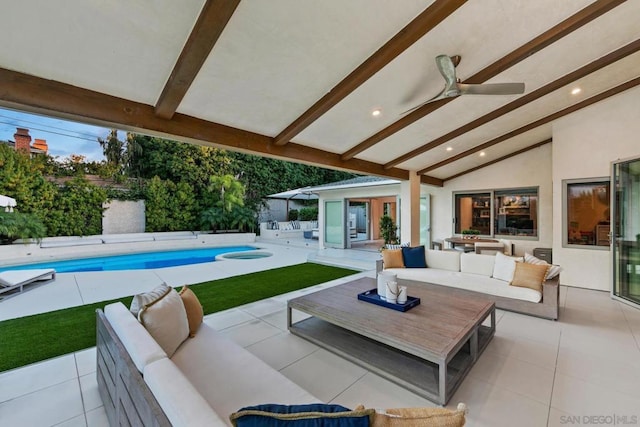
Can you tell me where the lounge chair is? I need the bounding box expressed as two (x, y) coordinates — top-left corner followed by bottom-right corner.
(0, 269), (56, 299)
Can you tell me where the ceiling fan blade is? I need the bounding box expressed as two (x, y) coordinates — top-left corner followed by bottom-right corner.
(458, 82), (525, 95)
(399, 89), (455, 115)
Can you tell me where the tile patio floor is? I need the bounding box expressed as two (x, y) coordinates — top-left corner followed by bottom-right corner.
(1, 240), (640, 426)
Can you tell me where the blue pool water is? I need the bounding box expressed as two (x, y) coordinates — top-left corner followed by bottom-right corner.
(0, 246), (256, 273)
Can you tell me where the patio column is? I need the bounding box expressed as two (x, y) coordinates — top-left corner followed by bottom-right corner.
(400, 171), (421, 246)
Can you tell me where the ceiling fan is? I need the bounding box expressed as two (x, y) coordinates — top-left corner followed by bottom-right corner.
(402, 54), (525, 115)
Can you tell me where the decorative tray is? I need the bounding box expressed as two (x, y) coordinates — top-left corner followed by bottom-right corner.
(357, 288), (421, 312)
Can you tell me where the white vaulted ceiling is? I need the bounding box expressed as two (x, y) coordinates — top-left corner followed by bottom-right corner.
(1, 0), (638, 186)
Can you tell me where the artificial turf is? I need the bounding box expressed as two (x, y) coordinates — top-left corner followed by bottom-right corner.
(0, 263), (357, 373)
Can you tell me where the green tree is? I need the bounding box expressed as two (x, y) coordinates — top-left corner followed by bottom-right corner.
(0, 144), (58, 228)
(98, 130), (143, 179)
(144, 176), (171, 232)
(98, 129), (125, 172)
(201, 175), (246, 231)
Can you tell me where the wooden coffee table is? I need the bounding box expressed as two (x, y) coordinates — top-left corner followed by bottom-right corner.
(287, 277), (495, 405)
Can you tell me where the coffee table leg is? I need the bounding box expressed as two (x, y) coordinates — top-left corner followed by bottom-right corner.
(438, 360), (447, 405)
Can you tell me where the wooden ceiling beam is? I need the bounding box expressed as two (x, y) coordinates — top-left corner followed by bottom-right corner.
(387, 37), (640, 169)
(342, 0), (626, 162)
(0, 67), (443, 185)
(443, 139), (552, 182)
(417, 76), (640, 175)
(154, 0), (241, 120)
(271, 0), (467, 146)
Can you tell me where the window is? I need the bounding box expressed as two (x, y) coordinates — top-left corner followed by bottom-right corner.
(453, 188), (538, 238)
(454, 192), (491, 235)
(564, 178), (610, 248)
(494, 189), (538, 237)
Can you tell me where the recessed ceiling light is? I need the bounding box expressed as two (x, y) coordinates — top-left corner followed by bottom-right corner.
(479, 151), (486, 157)
(371, 109), (382, 117)
(571, 87), (582, 95)
(446, 146), (453, 152)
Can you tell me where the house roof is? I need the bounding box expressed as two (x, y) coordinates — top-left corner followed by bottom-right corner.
(0, 1), (638, 185)
(303, 176), (400, 193)
(1, 140), (46, 155)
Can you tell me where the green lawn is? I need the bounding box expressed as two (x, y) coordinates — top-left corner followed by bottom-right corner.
(0, 263), (357, 373)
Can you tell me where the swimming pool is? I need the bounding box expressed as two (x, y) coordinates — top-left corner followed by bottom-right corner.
(0, 246), (257, 273)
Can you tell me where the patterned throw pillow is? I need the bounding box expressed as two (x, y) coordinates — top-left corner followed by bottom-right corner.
(130, 283), (171, 317)
(230, 404), (374, 427)
(524, 252), (562, 280)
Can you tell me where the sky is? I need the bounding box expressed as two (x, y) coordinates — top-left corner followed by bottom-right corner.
(0, 107), (116, 162)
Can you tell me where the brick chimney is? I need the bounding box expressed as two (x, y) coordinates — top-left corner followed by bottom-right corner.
(13, 128), (32, 153)
(33, 138), (48, 153)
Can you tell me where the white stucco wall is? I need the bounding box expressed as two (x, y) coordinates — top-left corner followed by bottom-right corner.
(428, 143), (553, 257)
(102, 200), (145, 234)
(552, 86), (640, 290)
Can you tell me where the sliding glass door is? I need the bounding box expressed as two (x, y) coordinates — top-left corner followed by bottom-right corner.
(612, 157), (640, 306)
(324, 200), (345, 248)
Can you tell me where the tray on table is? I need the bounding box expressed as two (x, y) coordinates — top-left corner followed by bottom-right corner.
(357, 288), (421, 312)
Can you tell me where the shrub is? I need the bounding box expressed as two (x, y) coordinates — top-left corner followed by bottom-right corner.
(0, 211), (46, 244)
(299, 207), (318, 221)
(288, 209), (299, 221)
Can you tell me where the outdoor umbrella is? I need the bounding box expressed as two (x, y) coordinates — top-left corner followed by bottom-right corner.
(0, 195), (17, 212)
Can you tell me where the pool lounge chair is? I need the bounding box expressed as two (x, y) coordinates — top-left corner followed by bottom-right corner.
(0, 269), (56, 299)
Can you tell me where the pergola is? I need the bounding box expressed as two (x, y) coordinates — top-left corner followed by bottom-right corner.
(1, 1), (638, 241)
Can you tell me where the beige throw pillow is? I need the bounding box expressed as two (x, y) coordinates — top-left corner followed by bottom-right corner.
(179, 285), (204, 337)
(130, 283), (171, 317)
(382, 249), (405, 269)
(371, 403), (467, 427)
(511, 262), (549, 293)
(138, 288), (189, 357)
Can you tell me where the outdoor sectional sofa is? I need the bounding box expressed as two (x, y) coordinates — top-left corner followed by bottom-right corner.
(97, 288), (470, 426)
(96, 301), (318, 427)
(377, 249), (559, 320)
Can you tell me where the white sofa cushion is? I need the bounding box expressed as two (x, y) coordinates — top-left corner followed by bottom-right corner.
(460, 253), (495, 277)
(386, 268), (460, 288)
(425, 249), (460, 272)
(171, 323), (318, 420)
(104, 302), (167, 372)
(452, 274), (542, 303)
(144, 358), (227, 427)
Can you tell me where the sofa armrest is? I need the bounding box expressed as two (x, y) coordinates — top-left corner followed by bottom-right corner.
(376, 259), (384, 274)
(542, 275), (560, 316)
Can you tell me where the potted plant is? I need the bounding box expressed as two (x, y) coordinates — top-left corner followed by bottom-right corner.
(461, 229), (481, 239)
(379, 215), (398, 246)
